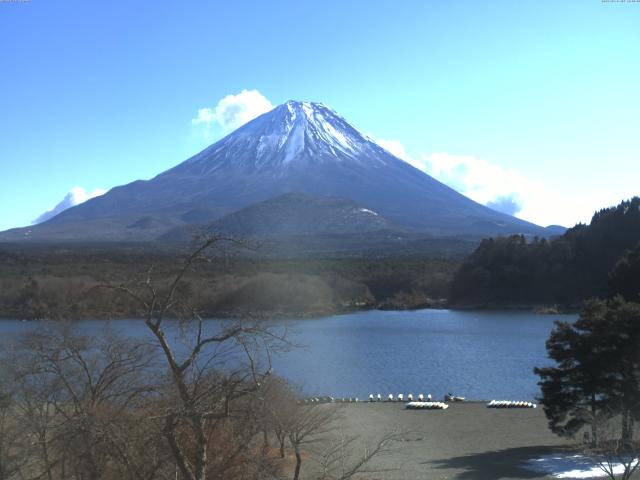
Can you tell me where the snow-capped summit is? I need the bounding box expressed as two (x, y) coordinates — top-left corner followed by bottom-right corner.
(0, 100), (552, 244)
(175, 100), (389, 174)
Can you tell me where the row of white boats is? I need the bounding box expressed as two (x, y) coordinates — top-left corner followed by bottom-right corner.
(486, 400), (537, 408)
(369, 393), (436, 402)
(298, 396), (537, 409)
(298, 394), (436, 404)
(406, 400), (537, 410)
(406, 401), (449, 410)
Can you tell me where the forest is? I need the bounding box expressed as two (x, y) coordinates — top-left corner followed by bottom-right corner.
(0, 245), (458, 320)
(449, 197), (640, 308)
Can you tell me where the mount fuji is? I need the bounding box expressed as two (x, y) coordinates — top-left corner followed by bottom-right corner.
(1, 101), (553, 246)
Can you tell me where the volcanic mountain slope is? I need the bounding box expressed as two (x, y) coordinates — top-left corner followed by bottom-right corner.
(1, 101), (551, 243)
(159, 192), (481, 258)
(161, 192), (399, 240)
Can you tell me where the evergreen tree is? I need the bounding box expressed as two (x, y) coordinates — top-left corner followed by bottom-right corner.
(610, 243), (640, 302)
(598, 297), (640, 442)
(535, 298), (640, 444)
(534, 300), (612, 443)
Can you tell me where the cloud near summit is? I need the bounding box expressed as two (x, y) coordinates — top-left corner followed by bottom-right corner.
(33, 187), (107, 224)
(418, 152), (536, 215)
(373, 140), (595, 228)
(372, 137), (545, 222)
(192, 89), (274, 134)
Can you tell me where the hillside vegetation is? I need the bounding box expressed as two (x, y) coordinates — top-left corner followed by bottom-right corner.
(450, 197), (640, 308)
(0, 246), (458, 319)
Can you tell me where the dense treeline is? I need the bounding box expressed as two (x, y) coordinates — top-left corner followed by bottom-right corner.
(0, 246), (459, 320)
(450, 197), (640, 308)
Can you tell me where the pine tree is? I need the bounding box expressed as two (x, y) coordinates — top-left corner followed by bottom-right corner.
(535, 298), (640, 444)
(535, 300), (611, 443)
(609, 244), (640, 302)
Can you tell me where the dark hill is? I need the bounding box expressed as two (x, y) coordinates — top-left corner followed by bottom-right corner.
(161, 192), (398, 240)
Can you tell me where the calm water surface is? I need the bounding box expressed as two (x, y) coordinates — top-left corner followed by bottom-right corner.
(0, 309), (576, 401)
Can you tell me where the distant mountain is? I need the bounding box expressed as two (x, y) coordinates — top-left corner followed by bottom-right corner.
(544, 225), (567, 236)
(0, 100), (551, 245)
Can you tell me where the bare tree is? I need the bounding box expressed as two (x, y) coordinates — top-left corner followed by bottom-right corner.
(259, 377), (298, 458)
(3, 323), (167, 480)
(11, 364), (63, 480)
(0, 384), (29, 480)
(287, 403), (339, 480)
(311, 429), (404, 480)
(108, 235), (287, 480)
(582, 416), (640, 480)
(284, 401), (406, 480)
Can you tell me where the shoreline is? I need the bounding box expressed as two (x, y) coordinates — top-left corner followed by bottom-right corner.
(0, 302), (581, 322)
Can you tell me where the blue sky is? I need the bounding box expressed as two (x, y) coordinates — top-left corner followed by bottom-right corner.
(1, 0), (639, 230)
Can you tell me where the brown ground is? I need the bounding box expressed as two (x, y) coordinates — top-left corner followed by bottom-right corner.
(302, 402), (577, 480)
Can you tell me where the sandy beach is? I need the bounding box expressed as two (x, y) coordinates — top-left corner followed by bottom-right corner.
(304, 402), (579, 480)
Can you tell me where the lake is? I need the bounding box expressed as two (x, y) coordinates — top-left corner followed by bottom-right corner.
(0, 309), (577, 401)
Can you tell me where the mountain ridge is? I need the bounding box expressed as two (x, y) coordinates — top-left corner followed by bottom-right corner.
(0, 100), (555, 246)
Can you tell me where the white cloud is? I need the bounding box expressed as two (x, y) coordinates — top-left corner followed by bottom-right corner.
(414, 151), (585, 226)
(416, 152), (609, 228)
(417, 151), (543, 208)
(32, 187), (107, 224)
(192, 108), (216, 126)
(370, 136), (595, 227)
(374, 137), (411, 161)
(486, 195), (523, 216)
(192, 89), (274, 135)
